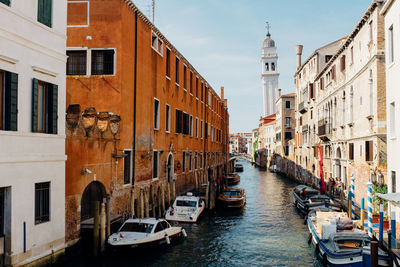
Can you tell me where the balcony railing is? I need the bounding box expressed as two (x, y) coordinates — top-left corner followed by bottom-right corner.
(302, 124), (308, 132)
(317, 122), (332, 140)
(298, 101), (307, 114)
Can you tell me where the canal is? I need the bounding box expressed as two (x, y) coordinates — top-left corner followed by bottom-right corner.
(59, 160), (318, 266)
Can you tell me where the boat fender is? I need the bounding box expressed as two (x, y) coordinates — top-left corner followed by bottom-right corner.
(182, 229), (187, 237)
(165, 234), (171, 245)
(307, 233), (312, 244)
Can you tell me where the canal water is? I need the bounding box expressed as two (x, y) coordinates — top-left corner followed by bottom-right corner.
(59, 160), (318, 266)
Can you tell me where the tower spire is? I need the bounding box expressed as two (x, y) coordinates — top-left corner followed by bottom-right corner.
(266, 21), (271, 37)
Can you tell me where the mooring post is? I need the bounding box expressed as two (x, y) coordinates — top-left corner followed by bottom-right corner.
(100, 202), (106, 252)
(360, 198), (365, 230)
(391, 211), (396, 248)
(379, 204), (384, 245)
(388, 229), (392, 250)
(93, 201), (100, 257)
(371, 241), (378, 267)
(348, 194), (352, 219)
(106, 196), (110, 238)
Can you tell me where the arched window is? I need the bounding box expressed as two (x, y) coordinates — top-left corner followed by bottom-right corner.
(271, 62), (275, 71)
(265, 62), (269, 71)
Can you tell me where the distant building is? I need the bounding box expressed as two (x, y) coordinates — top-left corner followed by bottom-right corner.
(263, 114), (276, 158)
(261, 29), (280, 116)
(275, 93), (296, 157)
(0, 0), (67, 265)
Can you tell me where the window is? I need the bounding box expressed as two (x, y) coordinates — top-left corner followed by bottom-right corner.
(195, 152), (198, 169)
(284, 132), (292, 140)
(175, 109), (183, 134)
(155, 222), (164, 233)
(67, 51), (87, 75)
(340, 55), (346, 72)
(392, 171), (396, 193)
(350, 47), (354, 64)
(195, 118), (199, 138)
(200, 120), (203, 139)
(151, 32), (163, 55)
(389, 26), (394, 63)
(153, 150), (159, 179)
(190, 72), (193, 94)
(271, 62), (275, 71)
(369, 21), (373, 42)
(285, 146), (289, 156)
(285, 117), (291, 127)
(199, 153), (202, 168)
(35, 182), (50, 224)
(91, 50), (114, 75)
(325, 55), (332, 63)
(165, 104), (170, 132)
(205, 122), (208, 139)
(183, 113), (189, 135)
(0, 70), (18, 131)
(190, 115), (193, 137)
(0, 0), (10, 6)
(331, 65), (336, 81)
(349, 143), (354, 160)
(189, 152), (192, 171)
(201, 82), (204, 101)
(365, 140), (373, 162)
(166, 48), (171, 78)
(320, 77), (324, 90)
(154, 98), (160, 130)
(32, 79), (58, 134)
(38, 0), (52, 27)
(390, 102), (396, 138)
(182, 152), (186, 172)
(175, 57), (179, 84)
(195, 77), (199, 98)
(285, 101), (291, 109)
(265, 62), (269, 71)
(123, 150), (131, 184)
(183, 65), (187, 89)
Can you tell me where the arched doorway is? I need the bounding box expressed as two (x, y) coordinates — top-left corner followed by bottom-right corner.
(80, 181), (106, 222)
(335, 147), (342, 180)
(166, 153), (174, 202)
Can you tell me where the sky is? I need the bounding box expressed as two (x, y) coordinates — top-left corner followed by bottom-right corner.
(134, 0), (371, 133)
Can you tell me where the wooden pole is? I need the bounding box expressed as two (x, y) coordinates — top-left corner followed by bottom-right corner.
(370, 241), (378, 267)
(93, 201), (100, 257)
(106, 198), (110, 238)
(360, 198), (365, 230)
(348, 197), (352, 219)
(100, 203), (106, 252)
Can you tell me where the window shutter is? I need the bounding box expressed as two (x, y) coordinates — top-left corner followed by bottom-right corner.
(4, 71), (18, 131)
(38, 0), (52, 27)
(48, 84), (58, 134)
(0, 0), (10, 6)
(32, 78), (39, 132)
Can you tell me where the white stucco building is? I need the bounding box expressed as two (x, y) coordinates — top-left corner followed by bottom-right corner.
(261, 30), (279, 117)
(0, 0), (67, 265)
(381, 0), (400, 237)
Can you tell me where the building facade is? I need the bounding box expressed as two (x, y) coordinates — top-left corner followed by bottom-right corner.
(261, 31), (279, 117)
(294, 39), (345, 178)
(275, 93), (295, 157)
(314, 1), (386, 205)
(381, 0), (400, 237)
(65, 0), (229, 241)
(0, 0), (67, 265)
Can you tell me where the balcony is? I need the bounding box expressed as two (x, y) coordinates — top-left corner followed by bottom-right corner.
(302, 124), (308, 132)
(298, 101), (307, 114)
(317, 119), (332, 141)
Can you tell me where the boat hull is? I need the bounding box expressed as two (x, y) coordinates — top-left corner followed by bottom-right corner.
(165, 205), (205, 223)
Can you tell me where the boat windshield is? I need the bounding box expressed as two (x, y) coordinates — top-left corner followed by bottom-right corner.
(176, 200), (197, 207)
(335, 239), (366, 250)
(120, 222), (154, 233)
(223, 191), (241, 196)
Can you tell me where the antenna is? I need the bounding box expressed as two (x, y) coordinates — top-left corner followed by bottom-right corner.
(152, 0), (155, 24)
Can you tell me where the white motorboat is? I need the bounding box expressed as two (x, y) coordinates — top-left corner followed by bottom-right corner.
(108, 218), (186, 249)
(165, 193), (205, 223)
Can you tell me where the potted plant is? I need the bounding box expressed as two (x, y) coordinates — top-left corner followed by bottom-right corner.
(372, 184), (389, 229)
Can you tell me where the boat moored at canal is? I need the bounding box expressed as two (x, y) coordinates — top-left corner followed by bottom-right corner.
(217, 188), (246, 209)
(234, 162), (244, 172)
(307, 211), (389, 266)
(108, 218), (186, 249)
(165, 193), (205, 223)
(292, 185), (341, 215)
(225, 173), (240, 186)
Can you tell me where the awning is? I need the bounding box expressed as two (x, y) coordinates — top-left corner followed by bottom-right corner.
(375, 193), (400, 205)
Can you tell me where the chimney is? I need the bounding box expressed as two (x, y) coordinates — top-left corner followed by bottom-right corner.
(220, 86), (224, 100)
(278, 88), (282, 97)
(296, 45), (303, 70)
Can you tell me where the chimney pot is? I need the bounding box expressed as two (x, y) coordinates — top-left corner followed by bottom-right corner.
(296, 45), (303, 70)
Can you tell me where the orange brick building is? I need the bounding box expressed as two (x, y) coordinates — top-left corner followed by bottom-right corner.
(65, 0), (229, 241)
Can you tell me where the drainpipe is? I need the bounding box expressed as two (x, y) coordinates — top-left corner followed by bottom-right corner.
(132, 10), (138, 187)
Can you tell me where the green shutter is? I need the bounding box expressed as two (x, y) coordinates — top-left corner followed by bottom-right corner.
(0, 0), (10, 6)
(48, 84), (58, 134)
(4, 72), (18, 131)
(32, 79), (38, 132)
(38, 0), (52, 27)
